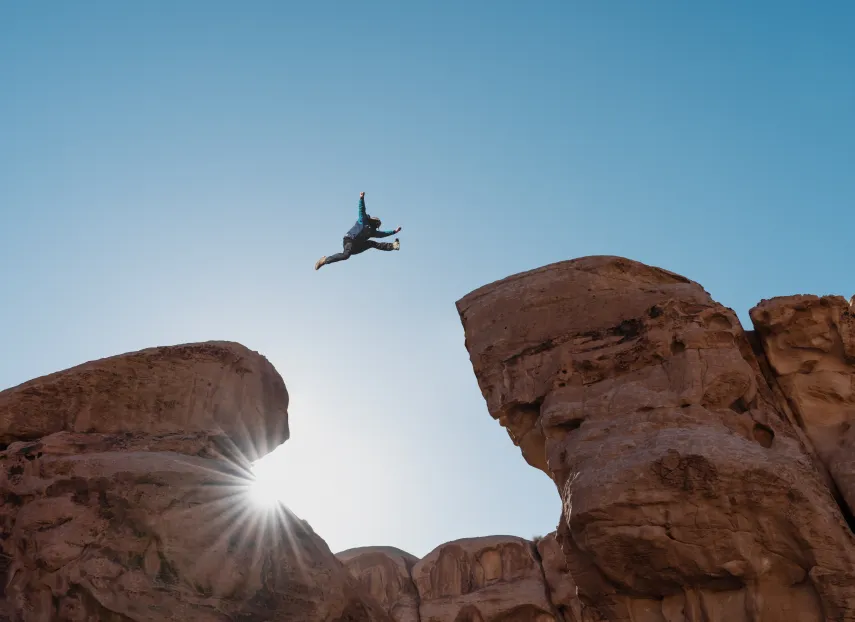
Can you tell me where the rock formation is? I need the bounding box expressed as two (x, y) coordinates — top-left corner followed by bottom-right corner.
(6, 258), (855, 622)
(456, 256), (855, 621)
(337, 537), (561, 622)
(0, 341), (391, 622)
(412, 536), (555, 622)
(338, 547), (420, 622)
(750, 295), (855, 529)
(0, 341), (289, 461)
(536, 533), (582, 622)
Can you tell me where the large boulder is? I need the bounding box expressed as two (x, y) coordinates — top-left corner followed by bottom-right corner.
(411, 536), (556, 622)
(0, 341), (390, 622)
(337, 547), (421, 622)
(457, 256), (855, 621)
(0, 341), (289, 460)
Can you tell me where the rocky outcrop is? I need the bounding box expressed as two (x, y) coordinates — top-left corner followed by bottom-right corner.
(0, 341), (391, 622)
(413, 536), (556, 622)
(338, 547), (421, 622)
(750, 295), (855, 525)
(337, 536), (566, 622)
(0, 341), (289, 460)
(457, 256), (855, 621)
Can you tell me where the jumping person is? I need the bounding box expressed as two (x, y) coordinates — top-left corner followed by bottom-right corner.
(315, 192), (402, 270)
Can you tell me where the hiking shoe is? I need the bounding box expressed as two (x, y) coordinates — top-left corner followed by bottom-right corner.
(314, 256), (326, 270)
(392, 238), (400, 251)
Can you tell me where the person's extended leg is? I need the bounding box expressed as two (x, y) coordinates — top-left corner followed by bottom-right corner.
(366, 238), (400, 252)
(316, 238), (354, 270)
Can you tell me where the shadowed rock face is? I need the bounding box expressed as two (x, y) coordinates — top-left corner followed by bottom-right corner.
(338, 537), (566, 622)
(536, 533), (582, 622)
(0, 342), (391, 622)
(457, 256), (855, 621)
(338, 547), (421, 622)
(412, 536), (556, 622)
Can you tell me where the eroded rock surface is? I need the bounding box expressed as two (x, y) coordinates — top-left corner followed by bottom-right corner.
(0, 341), (289, 460)
(412, 536), (556, 622)
(0, 342), (390, 622)
(338, 547), (421, 622)
(457, 256), (855, 621)
(751, 295), (855, 525)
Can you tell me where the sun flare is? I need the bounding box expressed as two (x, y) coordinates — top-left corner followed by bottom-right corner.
(248, 465), (287, 508)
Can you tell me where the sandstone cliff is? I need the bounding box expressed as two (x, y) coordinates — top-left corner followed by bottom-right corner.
(0, 341), (391, 622)
(455, 256), (855, 621)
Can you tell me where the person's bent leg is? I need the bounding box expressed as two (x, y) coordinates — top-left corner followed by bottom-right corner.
(316, 238), (353, 269)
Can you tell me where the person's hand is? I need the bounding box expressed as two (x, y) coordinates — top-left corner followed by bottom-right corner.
(394, 226), (402, 233)
(360, 192), (365, 198)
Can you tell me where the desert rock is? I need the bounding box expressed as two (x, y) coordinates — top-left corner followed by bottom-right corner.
(536, 533), (583, 622)
(0, 342), (390, 622)
(750, 295), (855, 525)
(0, 341), (289, 460)
(337, 547), (421, 622)
(412, 535), (556, 622)
(457, 256), (855, 621)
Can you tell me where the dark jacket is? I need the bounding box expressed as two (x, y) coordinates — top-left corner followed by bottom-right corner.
(345, 196), (395, 240)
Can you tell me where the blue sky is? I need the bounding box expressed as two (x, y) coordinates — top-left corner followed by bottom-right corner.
(2, 1), (853, 557)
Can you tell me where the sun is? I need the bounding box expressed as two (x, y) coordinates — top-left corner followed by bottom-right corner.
(248, 464), (287, 508)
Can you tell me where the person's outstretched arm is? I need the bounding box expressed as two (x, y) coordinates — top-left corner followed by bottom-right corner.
(370, 225), (402, 238)
(357, 192), (366, 224)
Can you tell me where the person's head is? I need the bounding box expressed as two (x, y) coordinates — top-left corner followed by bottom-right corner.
(368, 216), (382, 229)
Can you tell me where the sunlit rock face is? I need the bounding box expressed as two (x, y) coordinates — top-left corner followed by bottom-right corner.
(457, 256), (855, 622)
(750, 296), (855, 521)
(0, 342), (391, 622)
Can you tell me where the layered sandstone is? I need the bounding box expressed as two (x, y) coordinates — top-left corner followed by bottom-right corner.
(0, 341), (390, 622)
(457, 256), (855, 621)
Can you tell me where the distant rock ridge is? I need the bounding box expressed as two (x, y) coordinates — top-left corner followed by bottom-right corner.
(337, 535), (562, 622)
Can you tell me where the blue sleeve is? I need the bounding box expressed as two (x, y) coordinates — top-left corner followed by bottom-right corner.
(357, 196), (366, 224)
(371, 229), (396, 238)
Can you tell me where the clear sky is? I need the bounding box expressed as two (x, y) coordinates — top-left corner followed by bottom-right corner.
(2, 1), (853, 558)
